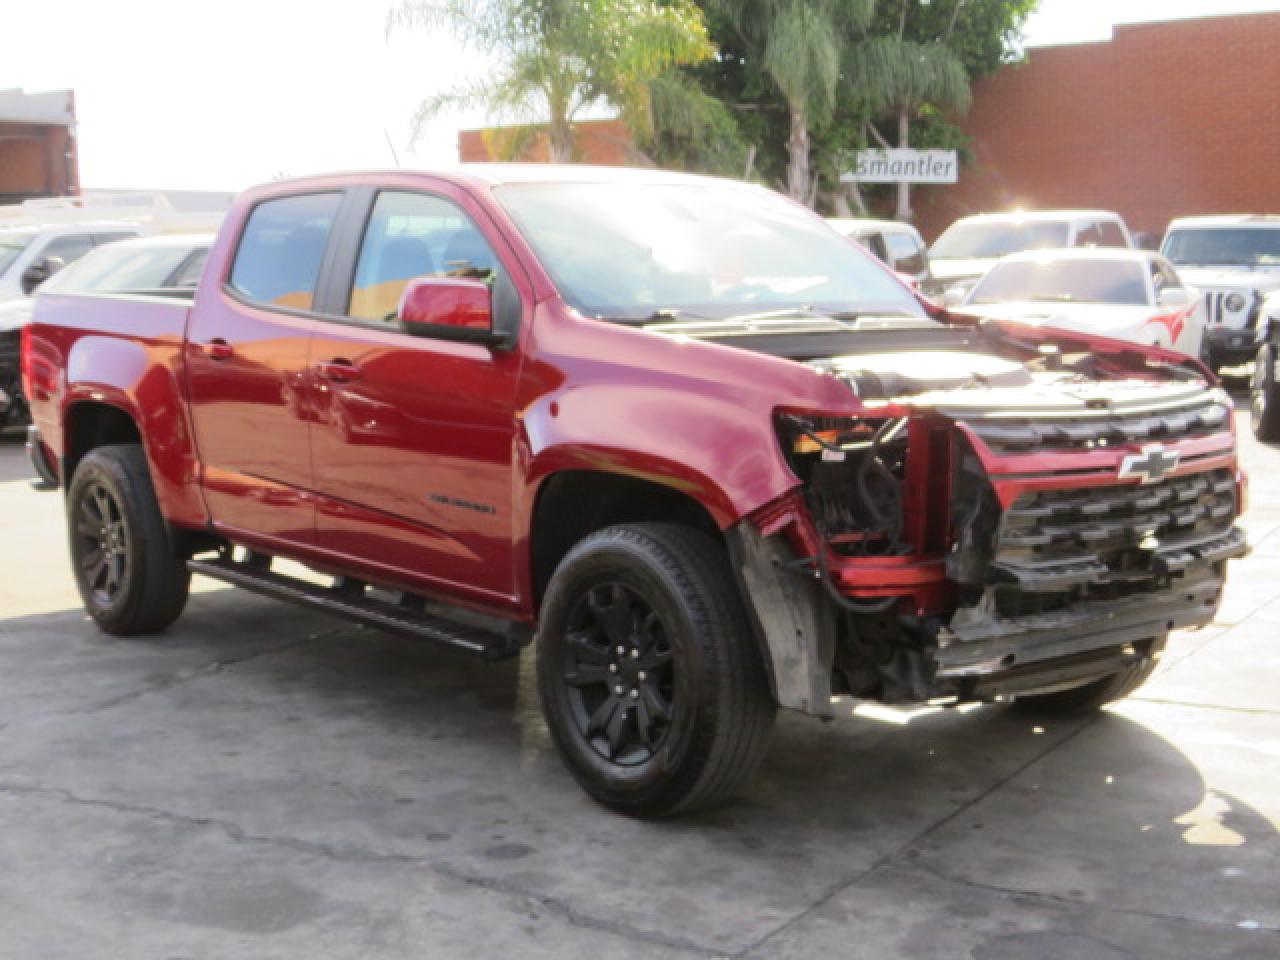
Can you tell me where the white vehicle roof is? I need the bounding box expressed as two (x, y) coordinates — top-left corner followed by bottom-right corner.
(1166, 215), (1280, 230)
(950, 209), (1124, 225)
(827, 218), (921, 237)
(989, 248), (1158, 265)
(82, 231), (213, 250)
(0, 220), (142, 237)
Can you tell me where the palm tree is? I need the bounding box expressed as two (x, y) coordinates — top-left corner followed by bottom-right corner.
(710, 0), (875, 205)
(389, 0), (713, 163)
(847, 4), (972, 219)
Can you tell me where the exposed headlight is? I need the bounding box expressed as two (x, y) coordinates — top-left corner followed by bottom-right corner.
(1225, 292), (1247, 312)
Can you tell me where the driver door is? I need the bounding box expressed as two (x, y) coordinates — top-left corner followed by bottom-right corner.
(306, 186), (525, 605)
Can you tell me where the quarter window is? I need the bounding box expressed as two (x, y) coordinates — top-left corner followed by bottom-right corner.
(229, 192), (342, 311)
(348, 191), (499, 324)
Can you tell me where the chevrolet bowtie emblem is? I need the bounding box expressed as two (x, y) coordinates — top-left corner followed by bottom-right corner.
(1118, 443), (1180, 485)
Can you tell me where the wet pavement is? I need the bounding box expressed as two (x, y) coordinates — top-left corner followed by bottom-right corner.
(1, 409), (1278, 959)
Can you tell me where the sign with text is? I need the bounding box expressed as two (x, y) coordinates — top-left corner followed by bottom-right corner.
(845, 149), (959, 184)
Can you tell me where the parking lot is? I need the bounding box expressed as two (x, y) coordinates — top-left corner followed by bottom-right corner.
(1, 399), (1278, 959)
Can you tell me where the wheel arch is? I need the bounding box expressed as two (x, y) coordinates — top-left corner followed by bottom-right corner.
(63, 399), (143, 487)
(527, 469), (725, 610)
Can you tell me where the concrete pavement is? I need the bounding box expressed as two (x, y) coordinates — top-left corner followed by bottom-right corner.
(0, 413), (1277, 959)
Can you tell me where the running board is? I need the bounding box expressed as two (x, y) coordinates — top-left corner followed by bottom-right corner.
(187, 556), (527, 661)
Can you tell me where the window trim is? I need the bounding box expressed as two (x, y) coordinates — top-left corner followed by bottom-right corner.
(318, 185), (522, 350)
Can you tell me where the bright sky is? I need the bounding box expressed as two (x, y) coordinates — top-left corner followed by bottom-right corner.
(4, 0), (1279, 192)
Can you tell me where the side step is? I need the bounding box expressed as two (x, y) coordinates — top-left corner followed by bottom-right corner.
(188, 555), (528, 661)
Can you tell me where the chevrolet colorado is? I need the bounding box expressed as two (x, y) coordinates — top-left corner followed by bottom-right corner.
(23, 166), (1247, 815)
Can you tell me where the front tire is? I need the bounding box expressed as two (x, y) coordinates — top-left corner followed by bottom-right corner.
(536, 524), (775, 816)
(1251, 344), (1280, 442)
(67, 444), (190, 635)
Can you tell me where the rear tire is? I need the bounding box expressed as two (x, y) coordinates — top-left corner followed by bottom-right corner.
(67, 444), (190, 635)
(1251, 344), (1280, 443)
(1012, 640), (1164, 716)
(536, 523), (775, 816)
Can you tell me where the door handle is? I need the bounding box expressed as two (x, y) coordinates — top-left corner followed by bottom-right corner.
(316, 359), (362, 383)
(206, 338), (234, 361)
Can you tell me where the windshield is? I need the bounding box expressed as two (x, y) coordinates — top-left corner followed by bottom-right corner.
(1162, 228), (1280, 267)
(931, 220), (1070, 259)
(494, 181), (925, 322)
(969, 258), (1148, 306)
(0, 229), (38, 276)
(41, 241), (209, 294)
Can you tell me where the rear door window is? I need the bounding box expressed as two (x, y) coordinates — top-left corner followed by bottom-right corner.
(229, 192), (342, 311)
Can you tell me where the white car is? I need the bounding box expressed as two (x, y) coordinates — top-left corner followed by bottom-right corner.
(0, 233), (211, 429)
(0, 221), (143, 301)
(956, 249), (1206, 359)
(928, 209), (1133, 300)
(826, 218), (931, 286)
(1161, 215), (1280, 370)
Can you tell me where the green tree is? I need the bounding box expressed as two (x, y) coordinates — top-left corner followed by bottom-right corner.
(851, 0), (1037, 218)
(389, 0), (714, 163)
(847, 35), (971, 219)
(708, 0), (875, 204)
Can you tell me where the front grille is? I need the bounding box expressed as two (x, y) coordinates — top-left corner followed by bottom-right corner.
(965, 400), (1231, 455)
(1202, 289), (1256, 329)
(991, 467), (1239, 616)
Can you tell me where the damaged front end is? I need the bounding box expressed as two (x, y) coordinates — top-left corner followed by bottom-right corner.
(729, 349), (1248, 718)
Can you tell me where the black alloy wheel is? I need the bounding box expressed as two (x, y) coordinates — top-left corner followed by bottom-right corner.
(66, 444), (190, 635)
(536, 524), (775, 817)
(562, 581), (676, 765)
(74, 481), (130, 605)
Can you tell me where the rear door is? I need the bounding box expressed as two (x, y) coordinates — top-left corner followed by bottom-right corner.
(305, 184), (526, 605)
(186, 191), (343, 545)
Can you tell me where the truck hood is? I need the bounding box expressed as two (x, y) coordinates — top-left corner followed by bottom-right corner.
(809, 347), (1217, 416)
(642, 309), (1209, 421)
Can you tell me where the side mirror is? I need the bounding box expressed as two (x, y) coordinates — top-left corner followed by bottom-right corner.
(20, 256), (61, 294)
(1158, 286), (1192, 308)
(398, 277), (504, 345)
(942, 286), (967, 309)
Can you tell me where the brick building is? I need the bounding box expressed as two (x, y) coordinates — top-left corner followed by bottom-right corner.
(913, 12), (1280, 241)
(458, 118), (635, 166)
(0, 88), (79, 204)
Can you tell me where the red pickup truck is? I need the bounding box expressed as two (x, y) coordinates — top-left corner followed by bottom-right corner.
(23, 166), (1247, 815)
